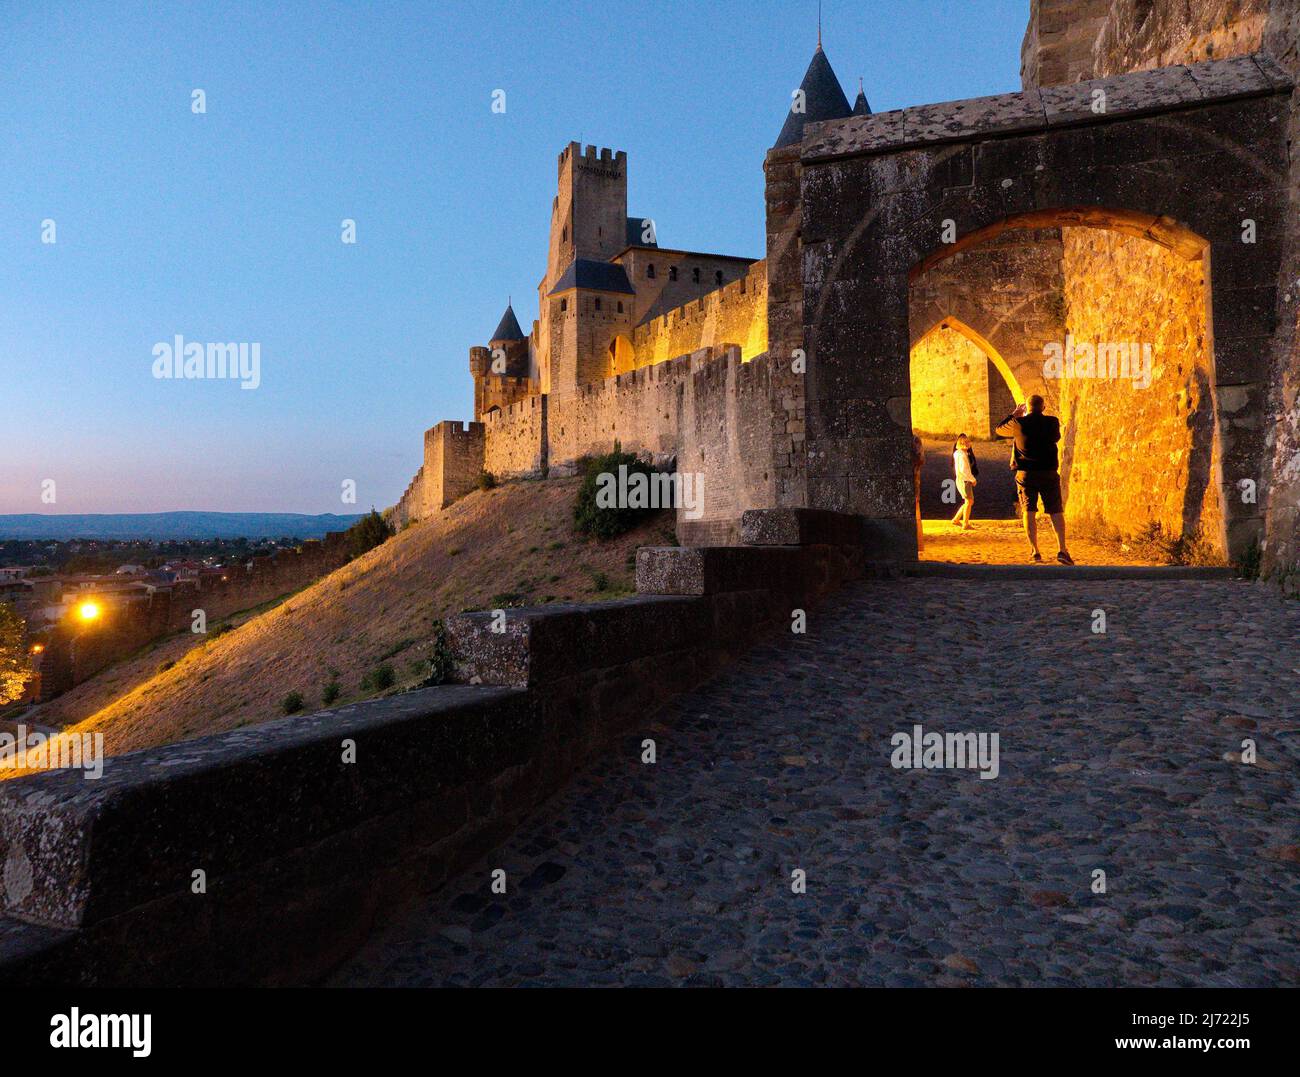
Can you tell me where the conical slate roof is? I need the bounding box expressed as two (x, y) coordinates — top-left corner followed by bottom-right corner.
(490, 303), (526, 342)
(774, 46), (852, 149)
(852, 78), (872, 116)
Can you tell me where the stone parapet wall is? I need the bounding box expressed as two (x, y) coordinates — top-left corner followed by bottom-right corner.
(0, 512), (872, 986)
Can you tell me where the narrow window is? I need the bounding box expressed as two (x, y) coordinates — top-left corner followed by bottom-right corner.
(617, 301), (624, 313)
(692, 267), (701, 283)
(715, 270), (724, 285)
(647, 264), (656, 279)
(669, 266), (678, 281)
(560, 298), (567, 312)
(595, 297), (602, 311)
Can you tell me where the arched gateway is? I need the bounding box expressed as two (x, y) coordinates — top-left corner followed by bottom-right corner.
(772, 53), (1292, 562)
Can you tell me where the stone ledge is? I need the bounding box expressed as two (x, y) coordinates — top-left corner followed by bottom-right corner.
(739, 507), (868, 546)
(802, 53), (1292, 162)
(446, 596), (707, 688)
(0, 685), (529, 932)
(635, 543), (864, 599)
(0, 532), (871, 984)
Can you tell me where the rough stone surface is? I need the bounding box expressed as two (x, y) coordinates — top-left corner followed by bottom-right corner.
(331, 578), (1300, 987)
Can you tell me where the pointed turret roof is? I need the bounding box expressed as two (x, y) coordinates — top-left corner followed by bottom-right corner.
(774, 45), (852, 149)
(490, 303), (526, 343)
(852, 77), (871, 116)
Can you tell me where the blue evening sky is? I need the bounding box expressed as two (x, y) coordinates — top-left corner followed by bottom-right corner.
(1, 1), (1027, 514)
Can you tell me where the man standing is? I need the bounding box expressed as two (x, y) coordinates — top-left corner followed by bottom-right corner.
(994, 395), (1074, 565)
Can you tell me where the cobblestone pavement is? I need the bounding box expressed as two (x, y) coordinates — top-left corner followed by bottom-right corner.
(331, 579), (1300, 987)
(920, 519), (1162, 567)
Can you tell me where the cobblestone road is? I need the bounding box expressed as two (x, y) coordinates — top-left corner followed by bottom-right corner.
(332, 579), (1300, 987)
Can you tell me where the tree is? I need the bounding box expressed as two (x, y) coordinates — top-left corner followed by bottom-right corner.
(0, 603), (33, 706)
(346, 509), (395, 559)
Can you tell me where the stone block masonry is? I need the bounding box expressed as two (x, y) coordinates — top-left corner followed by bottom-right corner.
(0, 510), (871, 985)
(630, 261), (768, 367)
(390, 421), (485, 527)
(404, 344), (780, 544)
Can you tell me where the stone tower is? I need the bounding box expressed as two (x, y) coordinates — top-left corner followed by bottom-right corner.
(469, 302), (534, 418)
(545, 260), (636, 393)
(536, 144), (629, 394)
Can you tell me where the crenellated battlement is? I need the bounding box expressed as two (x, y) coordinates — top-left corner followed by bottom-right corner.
(559, 141), (627, 176)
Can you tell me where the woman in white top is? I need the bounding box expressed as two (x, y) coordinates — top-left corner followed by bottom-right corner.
(951, 433), (978, 529)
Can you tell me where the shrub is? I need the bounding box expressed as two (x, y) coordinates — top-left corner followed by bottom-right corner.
(322, 680), (341, 705)
(281, 691), (304, 715)
(592, 572), (610, 593)
(478, 470), (498, 491)
(418, 620), (456, 687)
(346, 509), (395, 559)
(573, 443), (664, 539)
(156, 659), (175, 674)
(361, 662), (395, 693)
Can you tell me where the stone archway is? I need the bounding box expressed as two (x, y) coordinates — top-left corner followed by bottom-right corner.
(910, 314), (1030, 425)
(791, 55), (1291, 560)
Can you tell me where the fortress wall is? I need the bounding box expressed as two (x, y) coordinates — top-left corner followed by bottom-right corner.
(676, 349), (778, 545)
(1023, 0), (1298, 575)
(630, 261), (768, 368)
(1058, 229), (1223, 554)
(40, 533), (353, 700)
(479, 374), (535, 416)
(546, 349), (700, 471)
(421, 421), (486, 515)
(483, 395), (546, 479)
(908, 327), (995, 438)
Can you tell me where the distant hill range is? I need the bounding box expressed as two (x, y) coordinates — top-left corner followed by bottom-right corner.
(0, 512), (365, 541)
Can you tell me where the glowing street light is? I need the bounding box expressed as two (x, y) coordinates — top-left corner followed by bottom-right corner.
(30, 643), (45, 655)
(77, 600), (103, 623)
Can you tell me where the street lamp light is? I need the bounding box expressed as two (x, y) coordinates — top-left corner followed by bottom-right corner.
(77, 600), (103, 623)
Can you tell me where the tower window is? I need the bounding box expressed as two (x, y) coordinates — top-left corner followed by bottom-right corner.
(595, 297), (602, 310)
(669, 266), (678, 281)
(560, 298), (567, 312)
(715, 270), (724, 285)
(562, 226), (568, 243)
(647, 264), (656, 279)
(617, 301), (623, 313)
(692, 267), (701, 283)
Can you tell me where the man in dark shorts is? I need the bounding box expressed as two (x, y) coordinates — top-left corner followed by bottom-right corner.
(994, 395), (1075, 565)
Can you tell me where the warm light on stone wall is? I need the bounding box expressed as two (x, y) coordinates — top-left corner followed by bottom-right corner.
(1057, 228), (1223, 556)
(909, 323), (998, 438)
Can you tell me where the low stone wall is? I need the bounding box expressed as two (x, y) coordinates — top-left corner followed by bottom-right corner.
(0, 509), (871, 986)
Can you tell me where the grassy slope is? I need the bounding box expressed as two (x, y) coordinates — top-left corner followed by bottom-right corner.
(52, 479), (671, 760)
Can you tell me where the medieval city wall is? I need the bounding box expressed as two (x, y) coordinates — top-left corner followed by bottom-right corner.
(38, 533), (352, 701)
(630, 261), (768, 368)
(1058, 229), (1224, 555)
(459, 344), (778, 542)
(1022, 0), (1299, 579)
(908, 327), (996, 439)
(483, 395), (546, 479)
